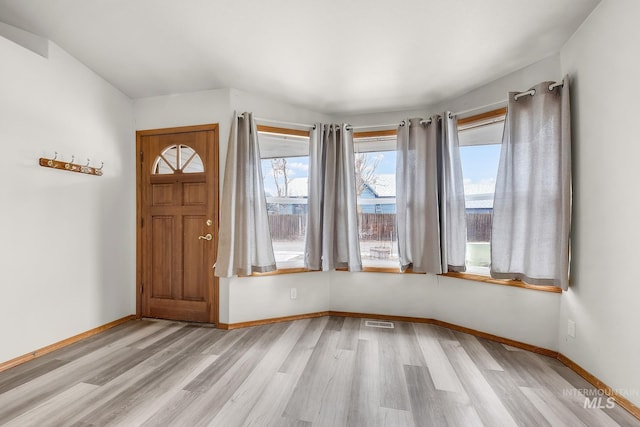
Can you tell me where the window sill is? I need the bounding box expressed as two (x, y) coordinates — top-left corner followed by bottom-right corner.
(441, 272), (562, 293)
(249, 267), (562, 293)
(251, 267), (310, 277)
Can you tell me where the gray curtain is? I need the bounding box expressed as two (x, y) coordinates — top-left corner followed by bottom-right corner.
(396, 114), (467, 274)
(491, 78), (571, 290)
(214, 112), (276, 277)
(305, 124), (362, 271)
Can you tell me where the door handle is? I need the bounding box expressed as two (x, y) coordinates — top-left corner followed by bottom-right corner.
(198, 233), (213, 241)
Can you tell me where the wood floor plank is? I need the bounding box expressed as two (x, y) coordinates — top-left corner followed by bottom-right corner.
(482, 369), (551, 426)
(183, 326), (266, 393)
(377, 407), (415, 427)
(311, 348), (356, 426)
(282, 324), (343, 422)
(0, 358), (69, 395)
(200, 327), (248, 355)
(49, 319), (155, 362)
(346, 339), (381, 427)
(337, 316), (360, 351)
(0, 317), (637, 427)
(0, 345), (134, 422)
(393, 321), (427, 367)
(45, 344), (206, 424)
(550, 363), (640, 427)
(241, 372), (301, 427)
(278, 316), (329, 376)
(441, 339), (518, 426)
(326, 315), (345, 331)
(404, 364), (447, 425)
(2, 382), (99, 427)
(114, 354), (219, 426)
(164, 322), (291, 427)
(515, 351), (622, 427)
(453, 330), (504, 371)
(378, 328), (411, 411)
(413, 323), (465, 393)
(209, 320), (310, 426)
(4, 323), (214, 426)
(520, 386), (588, 426)
(140, 390), (200, 427)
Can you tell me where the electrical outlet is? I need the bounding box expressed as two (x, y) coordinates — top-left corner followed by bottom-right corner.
(567, 319), (576, 338)
(290, 288), (297, 300)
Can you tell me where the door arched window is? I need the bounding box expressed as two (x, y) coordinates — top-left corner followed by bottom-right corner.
(153, 144), (204, 174)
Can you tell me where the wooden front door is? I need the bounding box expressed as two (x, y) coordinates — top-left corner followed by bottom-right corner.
(136, 124), (219, 324)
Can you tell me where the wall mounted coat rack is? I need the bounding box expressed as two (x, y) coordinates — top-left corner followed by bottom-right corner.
(39, 152), (103, 176)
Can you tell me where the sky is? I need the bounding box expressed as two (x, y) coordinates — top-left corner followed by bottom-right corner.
(459, 144), (501, 184)
(261, 144), (502, 196)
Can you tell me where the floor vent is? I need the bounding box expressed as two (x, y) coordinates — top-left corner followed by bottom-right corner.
(365, 320), (395, 329)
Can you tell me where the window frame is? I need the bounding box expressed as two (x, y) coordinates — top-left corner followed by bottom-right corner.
(457, 108), (506, 276)
(444, 107), (560, 293)
(249, 119), (559, 294)
(254, 125), (311, 274)
(353, 130), (399, 270)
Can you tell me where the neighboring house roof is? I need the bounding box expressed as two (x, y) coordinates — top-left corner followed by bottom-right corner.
(281, 176), (495, 209)
(287, 177), (308, 197)
(366, 174), (396, 197)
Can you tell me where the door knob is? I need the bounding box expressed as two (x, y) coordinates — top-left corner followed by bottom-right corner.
(198, 233), (213, 241)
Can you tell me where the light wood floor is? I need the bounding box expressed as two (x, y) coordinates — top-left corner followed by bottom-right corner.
(0, 317), (638, 426)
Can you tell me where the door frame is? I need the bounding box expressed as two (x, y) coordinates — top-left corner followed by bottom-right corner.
(135, 123), (220, 325)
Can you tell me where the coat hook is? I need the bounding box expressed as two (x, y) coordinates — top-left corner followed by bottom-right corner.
(97, 161), (104, 170)
(65, 155), (75, 170)
(48, 151), (58, 167)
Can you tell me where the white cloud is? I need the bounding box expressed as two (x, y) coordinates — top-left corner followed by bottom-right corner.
(287, 162), (309, 172)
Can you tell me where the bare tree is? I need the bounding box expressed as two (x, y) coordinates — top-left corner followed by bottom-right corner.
(354, 153), (382, 196)
(270, 158), (292, 197)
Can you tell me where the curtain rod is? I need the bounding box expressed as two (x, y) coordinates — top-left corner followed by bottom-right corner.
(513, 80), (565, 101)
(252, 80), (565, 130)
(397, 79), (565, 127)
(349, 123), (399, 131)
(253, 117), (315, 130)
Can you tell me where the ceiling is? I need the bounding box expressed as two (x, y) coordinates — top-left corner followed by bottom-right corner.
(0, 0), (599, 115)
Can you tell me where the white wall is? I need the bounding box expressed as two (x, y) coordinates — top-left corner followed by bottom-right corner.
(559, 0), (640, 407)
(0, 37), (135, 363)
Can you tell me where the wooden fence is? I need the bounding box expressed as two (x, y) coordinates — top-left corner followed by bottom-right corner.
(267, 211), (493, 242)
(268, 214), (306, 240)
(466, 212), (493, 242)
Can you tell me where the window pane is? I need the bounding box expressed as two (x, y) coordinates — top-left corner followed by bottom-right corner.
(260, 155), (309, 269)
(459, 138), (502, 274)
(152, 144), (204, 174)
(354, 142), (398, 269)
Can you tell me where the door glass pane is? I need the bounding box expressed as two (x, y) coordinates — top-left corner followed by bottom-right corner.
(152, 144), (204, 174)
